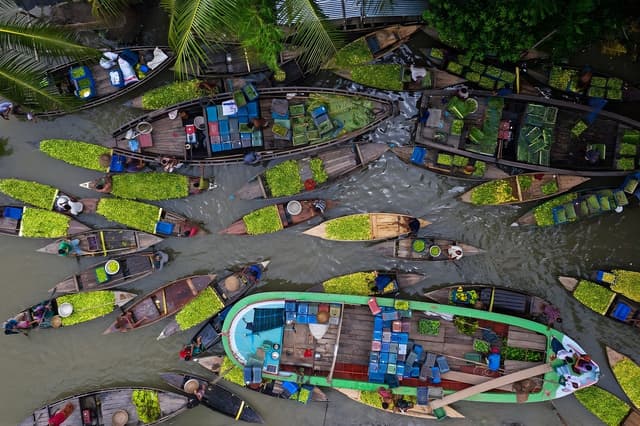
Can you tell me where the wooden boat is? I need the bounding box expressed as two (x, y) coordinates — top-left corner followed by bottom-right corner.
(34, 46), (175, 118)
(107, 87), (393, 167)
(391, 146), (511, 181)
(193, 355), (329, 403)
(575, 385), (640, 426)
(512, 185), (637, 227)
(425, 285), (562, 325)
(0, 206), (90, 238)
(5, 290), (135, 334)
(606, 347), (640, 409)
(302, 213), (430, 242)
(219, 199), (338, 235)
(37, 229), (163, 257)
(459, 173), (590, 205)
(331, 65), (434, 92)
(49, 251), (168, 294)
(324, 25), (423, 69)
(103, 274), (217, 334)
(235, 143), (388, 200)
(558, 276), (640, 330)
(521, 63), (640, 103)
(373, 236), (484, 261)
(307, 270), (425, 296)
(80, 173), (215, 201)
(157, 261), (270, 340)
(221, 291), (600, 413)
(414, 89), (640, 177)
(160, 372), (263, 423)
(18, 386), (189, 426)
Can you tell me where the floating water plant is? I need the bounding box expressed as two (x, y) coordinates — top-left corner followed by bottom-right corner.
(470, 179), (517, 205)
(20, 207), (72, 238)
(573, 280), (615, 315)
(325, 214), (372, 240)
(56, 291), (116, 326)
(0, 178), (58, 209)
(611, 357), (640, 408)
(349, 64), (404, 91)
(610, 270), (640, 302)
(141, 79), (205, 110)
(532, 193), (578, 226)
(40, 139), (110, 172)
(575, 386), (631, 426)
(175, 287), (224, 331)
(322, 272), (377, 295)
(96, 198), (161, 234)
(110, 173), (189, 200)
(242, 205), (284, 235)
(132, 389), (161, 423)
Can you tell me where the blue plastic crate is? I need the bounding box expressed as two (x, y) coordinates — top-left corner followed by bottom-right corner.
(218, 119), (230, 136)
(381, 342), (390, 353)
(211, 143), (223, 152)
(3, 207), (22, 220)
(285, 311), (297, 322)
(310, 105), (327, 119)
(398, 333), (409, 344)
(247, 101), (259, 117)
(297, 303), (309, 314)
(220, 134), (231, 143)
(410, 366), (420, 378)
(416, 387), (429, 405)
(369, 371), (385, 383)
(382, 311), (399, 321)
(383, 320), (392, 329)
(436, 355), (450, 374)
(389, 343), (399, 353)
(307, 314), (317, 324)
(297, 314), (308, 324)
(222, 142), (232, 151)
(285, 301), (296, 312)
(388, 353), (397, 364)
(369, 362), (380, 373)
(411, 147), (427, 165)
(370, 352), (380, 363)
(382, 331), (391, 342)
(413, 344), (423, 356)
(431, 367), (441, 384)
(231, 141), (242, 150)
(372, 330), (383, 340)
(396, 363), (405, 377)
(379, 352), (389, 364)
(206, 106), (218, 121)
(391, 333), (400, 343)
(374, 316), (384, 330)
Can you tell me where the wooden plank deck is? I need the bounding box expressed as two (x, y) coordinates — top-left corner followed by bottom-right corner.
(336, 305), (374, 366)
(506, 327), (547, 351)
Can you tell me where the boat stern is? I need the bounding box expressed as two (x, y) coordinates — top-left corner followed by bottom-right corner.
(548, 333), (600, 399)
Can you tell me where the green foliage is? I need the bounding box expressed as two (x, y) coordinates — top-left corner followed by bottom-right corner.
(473, 339), (490, 353)
(329, 38), (371, 68)
(418, 319), (440, 336)
(132, 389), (161, 423)
(573, 280), (615, 315)
(141, 80), (205, 110)
(324, 214), (372, 241)
(242, 205), (283, 235)
(221, 356), (246, 386)
(611, 270), (640, 302)
(40, 139), (110, 172)
(453, 316), (478, 336)
(575, 386), (630, 426)
(470, 179), (517, 205)
(348, 64), (403, 91)
(517, 175), (533, 191)
(437, 153), (452, 166)
(359, 390), (384, 408)
(310, 158), (328, 184)
(619, 144), (637, 157)
(96, 198), (161, 234)
(176, 287), (225, 331)
(234, 1), (284, 74)
(502, 346), (544, 362)
(57, 291), (116, 326)
(20, 207), (71, 238)
(290, 386), (311, 403)
(452, 155), (468, 167)
(532, 193), (577, 226)
(617, 157), (635, 171)
(0, 178), (57, 209)
(111, 173), (189, 200)
(472, 161), (486, 177)
(612, 358), (640, 409)
(265, 160), (303, 197)
(322, 272), (377, 295)
(541, 180), (559, 195)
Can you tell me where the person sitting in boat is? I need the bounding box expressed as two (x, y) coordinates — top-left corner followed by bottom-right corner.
(394, 397), (413, 413)
(57, 239), (81, 256)
(161, 156), (183, 173)
(153, 251), (169, 271)
(243, 264), (263, 283)
(312, 199), (326, 215)
(55, 195), (83, 215)
(0, 101), (12, 120)
(448, 245), (464, 260)
(179, 336), (205, 361)
(456, 86), (470, 100)
(584, 148), (600, 165)
(3, 317), (31, 334)
(115, 311), (146, 331)
(578, 66), (593, 89)
(377, 387), (393, 410)
(181, 223), (199, 237)
(48, 402), (75, 426)
(94, 176), (113, 193)
(243, 151), (262, 165)
(408, 217), (421, 237)
(248, 117), (269, 130)
(126, 159), (145, 172)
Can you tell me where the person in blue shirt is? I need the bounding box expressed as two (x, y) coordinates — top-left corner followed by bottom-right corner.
(487, 346), (502, 371)
(0, 101), (12, 120)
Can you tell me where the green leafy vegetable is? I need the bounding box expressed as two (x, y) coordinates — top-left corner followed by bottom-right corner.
(322, 272), (377, 295)
(20, 207), (71, 238)
(359, 390), (385, 408)
(611, 270), (640, 302)
(418, 319), (440, 335)
(612, 357), (640, 409)
(324, 214), (372, 240)
(264, 160), (303, 197)
(0, 178), (57, 209)
(541, 180), (559, 195)
(517, 175), (533, 191)
(532, 193), (578, 226)
(310, 158), (328, 184)
(221, 356), (245, 386)
(349, 64), (404, 91)
(40, 139), (110, 172)
(243, 205), (284, 235)
(141, 80), (206, 110)
(470, 179), (517, 205)
(329, 38), (372, 68)
(453, 316), (478, 335)
(96, 198), (161, 234)
(473, 339), (490, 353)
(111, 173), (189, 200)
(617, 157), (635, 171)
(575, 386), (630, 426)
(57, 291), (116, 326)
(132, 389), (161, 423)
(175, 287), (225, 331)
(573, 280), (615, 315)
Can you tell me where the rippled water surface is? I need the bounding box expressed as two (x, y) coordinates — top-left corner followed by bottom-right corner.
(2, 36), (640, 426)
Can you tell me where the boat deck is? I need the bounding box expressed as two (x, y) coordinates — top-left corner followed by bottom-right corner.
(75, 254), (152, 291)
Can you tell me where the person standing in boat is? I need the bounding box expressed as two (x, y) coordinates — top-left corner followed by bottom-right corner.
(57, 239), (81, 256)
(48, 402), (74, 426)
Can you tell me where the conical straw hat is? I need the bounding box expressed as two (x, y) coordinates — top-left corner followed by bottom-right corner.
(51, 315), (62, 328)
(112, 409), (129, 426)
(224, 275), (241, 292)
(184, 378), (200, 394)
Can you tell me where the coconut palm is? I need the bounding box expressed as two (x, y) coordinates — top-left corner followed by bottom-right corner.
(0, 0), (100, 112)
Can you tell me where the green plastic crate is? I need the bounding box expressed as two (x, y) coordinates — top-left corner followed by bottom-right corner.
(289, 104), (305, 117)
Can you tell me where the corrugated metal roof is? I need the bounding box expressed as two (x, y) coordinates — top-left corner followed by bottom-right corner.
(278, 0), (427, 23)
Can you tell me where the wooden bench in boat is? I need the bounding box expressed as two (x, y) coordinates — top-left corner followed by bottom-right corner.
(506, 327), (547, 352)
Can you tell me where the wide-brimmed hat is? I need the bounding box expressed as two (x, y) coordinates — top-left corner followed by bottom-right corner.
(112, 409), (129, 426)
(183, 378), (200, 394)
(223, 275), (241, 292)
(51, 315), (62, 328)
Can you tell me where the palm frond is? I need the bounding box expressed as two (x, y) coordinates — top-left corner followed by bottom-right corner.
(278, 0), (341, 72)
(160, 0), (176, 44)
(90, 0), (130, 22)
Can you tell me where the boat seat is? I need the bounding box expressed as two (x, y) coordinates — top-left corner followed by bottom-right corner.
(87, 235), (99, 251)
(479, 288), (527, 313)
(365, 35), (382, 54)
(612, 302), (632, 321)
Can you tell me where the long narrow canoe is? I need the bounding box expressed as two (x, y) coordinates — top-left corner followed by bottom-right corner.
(460, 174), (590, 205)
(5, 290), (135, 334)
(606, 347), (640, 409)
(303, 213), (430, 242)
(324, 25), (423, 69)
(558, 276), (640, 331)
(373, 236), (484, 261)
(235, 143), (388, 200)
(425, 285), (562, 325)
(575, 385), (640, 426)
(34, 46), (175, 118)
(157, 261), (270, 340)
(591, 269), (640, 302)
(0, 206), (90, 238)
(307, 270), (425, 296)
(391, 146), (510, 181)
(331, 65), (432, 92)
(220, 200), (337, 235)
(50, 251), (167, 294)
(103, 274), (217, 334)
(37, 229), (163, 257)
(160, 372), (263, 423)
(18, 386), (190, 426)
(80, 173), (214, 201)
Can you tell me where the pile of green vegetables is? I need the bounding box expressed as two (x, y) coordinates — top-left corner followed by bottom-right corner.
(175, 287), (225, 331)
(96, 198), (161, 234)
(325, 214), (372, 240)
(57, 291), (116, 326)
(0, 178), (57, 209)
(20, 208), (71, 238)
(132, 389), (161, 423)
(40, 139), (111, 172)
(322, 272), (377, 295)
(243, 205), (284, 235)
(111, 173), (189, 200)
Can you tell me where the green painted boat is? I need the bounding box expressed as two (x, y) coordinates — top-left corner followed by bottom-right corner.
(222, 292), (599, 415)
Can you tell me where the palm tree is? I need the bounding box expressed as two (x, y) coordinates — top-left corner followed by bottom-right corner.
(0, 0), (99, 112)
